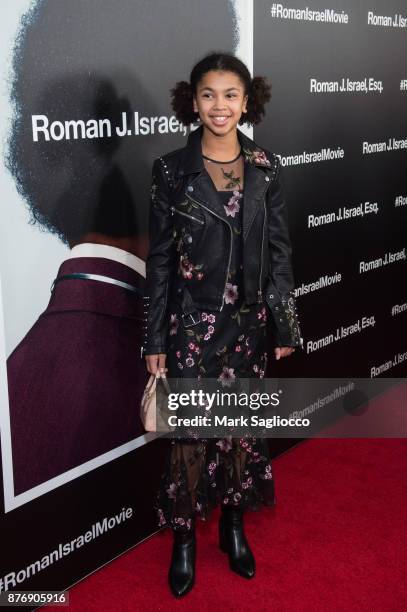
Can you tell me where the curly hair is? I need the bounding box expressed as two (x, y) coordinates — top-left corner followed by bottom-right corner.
(171, 52), (271, 127)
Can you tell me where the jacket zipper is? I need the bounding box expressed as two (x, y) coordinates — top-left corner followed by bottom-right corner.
(257, 198), (266, 303)
(185, 194), (232, 311)
(170, 206), (204, 225)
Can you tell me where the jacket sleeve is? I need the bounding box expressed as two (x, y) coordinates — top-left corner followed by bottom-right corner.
(265, 159), (304, 349)
(142, 157), (176, 357)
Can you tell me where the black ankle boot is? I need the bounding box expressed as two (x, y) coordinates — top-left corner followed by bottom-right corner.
(219, 505), (255, 579)
(168, 526), (196, 597)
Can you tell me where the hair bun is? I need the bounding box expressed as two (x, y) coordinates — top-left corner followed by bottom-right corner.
(171, 80), (193, 99)
(244, 75), (271, 125)
(250, 76), (271, 102)
(170, 80), (197, 124)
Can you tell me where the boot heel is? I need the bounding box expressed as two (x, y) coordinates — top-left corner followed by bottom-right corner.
(219, 507), (256, 579)
(168, 528), (196, 598)
(218, 515), (228, 553)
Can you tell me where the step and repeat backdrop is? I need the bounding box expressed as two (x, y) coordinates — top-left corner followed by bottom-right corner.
(254, 0), (407, 379)
(0, 0), (405, 601)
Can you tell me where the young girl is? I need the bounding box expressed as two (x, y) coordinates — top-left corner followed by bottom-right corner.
(143, 52), (302, 597)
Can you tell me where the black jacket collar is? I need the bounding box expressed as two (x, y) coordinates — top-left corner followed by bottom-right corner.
(175, 124), (275, 237)
(177, 123), (272, 176)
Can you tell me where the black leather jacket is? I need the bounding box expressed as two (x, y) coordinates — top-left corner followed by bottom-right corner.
(142, 124), (303, 357)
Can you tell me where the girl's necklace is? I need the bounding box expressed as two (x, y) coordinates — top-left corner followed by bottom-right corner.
(202, 147), (242, 164)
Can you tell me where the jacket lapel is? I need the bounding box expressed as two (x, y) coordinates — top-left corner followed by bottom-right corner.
(177, 124), (272, 235)
(186, 170), (229, 221)
(239, 130), (274, 238)
(241, 157), (269, 239)
(179, 124), (228, 221)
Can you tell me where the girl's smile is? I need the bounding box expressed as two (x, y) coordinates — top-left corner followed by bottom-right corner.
(209, 115), (232, 126)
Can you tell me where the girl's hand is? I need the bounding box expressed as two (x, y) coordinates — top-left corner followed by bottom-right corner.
(145, 353), (168, 375)
(274, 346), (295, 360)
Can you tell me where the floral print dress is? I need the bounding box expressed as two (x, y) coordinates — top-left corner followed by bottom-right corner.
(154, 152), (276, 533)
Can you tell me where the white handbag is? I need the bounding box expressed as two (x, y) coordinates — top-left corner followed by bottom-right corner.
(140, 371), (174, 432)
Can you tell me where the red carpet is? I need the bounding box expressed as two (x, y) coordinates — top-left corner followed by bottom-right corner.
(46, 433), (407, 611)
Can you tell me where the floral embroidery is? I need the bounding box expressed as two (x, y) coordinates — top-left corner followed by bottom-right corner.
(254, 150), (272, 167)
(179, 254), (193, 279)
(200, 313), (216, 342)
(220, 168), (242, 190)
(230, 301), (252, 327)
(242, 476), (253, 489)
(224, 282), (238, 305)
(207, 461), (217, 475)
(218, 366), (236, 386)
(201, 312), (216, 324)
(239, 439), (252, 452)
(242, 147), (272, 167)
(157, 509), (166, 526)
(179, 253), (204, 280)
(257, 306), (267, 322)
(260, 463), (273, 480)
(155, 434), (276, 532)
(280, 290), (302, 346)
(224, 190), (243, 217)
(216, 437), (232, 452)
(167, 482), (178, 499)
(178, 198), (201, 215)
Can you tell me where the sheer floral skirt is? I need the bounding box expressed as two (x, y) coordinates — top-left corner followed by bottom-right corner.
(154, 436), (276, 533)
(154, 189), (276, 532)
